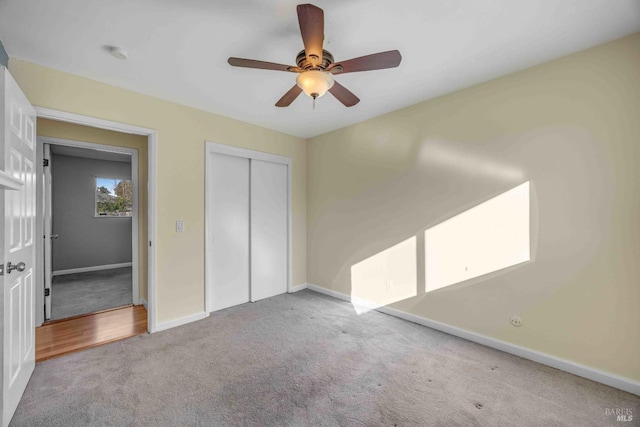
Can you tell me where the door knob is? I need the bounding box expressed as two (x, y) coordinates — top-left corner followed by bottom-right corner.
(6, 262), (26, 274)
(50, 234), (59, 239)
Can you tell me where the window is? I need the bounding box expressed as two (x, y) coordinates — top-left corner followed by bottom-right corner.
(95, 177), (133, 217)
(425, 181), (530, 292)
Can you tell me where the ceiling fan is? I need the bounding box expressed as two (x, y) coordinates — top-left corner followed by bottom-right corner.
(228, 3), (402, 108)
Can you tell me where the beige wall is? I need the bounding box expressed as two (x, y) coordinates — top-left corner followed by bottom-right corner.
(307, 33), (640, 381)
(38, 118), (149, 299)
(10, 60), (307, 324)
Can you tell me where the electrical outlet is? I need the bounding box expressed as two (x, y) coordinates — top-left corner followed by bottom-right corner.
(176, 221), (185, 232)
(510, 316), (523, 327)
(386, 280), (395, 292)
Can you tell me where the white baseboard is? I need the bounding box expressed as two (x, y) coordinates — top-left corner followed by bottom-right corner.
(155, 311), (208, 333)
(53, 262), (133, 276)
(306, 283), (640, 396)
(307, 284), (347, 300)
(289, 283), (308, 293)
(136, 298), (148, 310)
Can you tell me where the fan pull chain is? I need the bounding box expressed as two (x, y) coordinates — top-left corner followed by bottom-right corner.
(313, 97), (316, 111)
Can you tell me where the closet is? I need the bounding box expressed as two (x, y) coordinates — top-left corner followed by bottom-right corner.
(206, 143), (289, 312)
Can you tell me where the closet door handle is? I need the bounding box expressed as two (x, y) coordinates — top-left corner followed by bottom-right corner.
(50, 234), (59, 239)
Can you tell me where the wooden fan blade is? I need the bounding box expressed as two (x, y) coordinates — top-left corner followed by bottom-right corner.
(228, 57), (297, 72)
(330, 50), (402, 74)
(328, 81), (360, 107)
(297, 4), (324, 65)
(276, 85), (303, 107)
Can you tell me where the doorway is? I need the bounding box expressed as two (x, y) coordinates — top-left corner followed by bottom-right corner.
(205, 142), (292, 313)
(32, 109), (158, 335)
(39, 139), (139, 321)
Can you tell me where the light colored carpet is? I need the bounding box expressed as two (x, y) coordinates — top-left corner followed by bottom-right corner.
(51, 267), (133, 320)
(13, 290), (639, 426)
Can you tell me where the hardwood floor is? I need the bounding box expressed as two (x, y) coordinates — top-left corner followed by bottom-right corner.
(36, 305), (147, 362)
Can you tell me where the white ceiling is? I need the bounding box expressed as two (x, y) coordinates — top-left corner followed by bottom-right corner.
(1, 1), (639, 138)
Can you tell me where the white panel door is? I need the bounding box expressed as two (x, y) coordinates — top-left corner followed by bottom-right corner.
(1, 68), (36, 427)
(250, 160), (287, 302)
(208, 153), (250, 311)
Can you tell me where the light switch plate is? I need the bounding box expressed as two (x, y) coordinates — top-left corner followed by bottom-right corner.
(176, 221), (185, 232)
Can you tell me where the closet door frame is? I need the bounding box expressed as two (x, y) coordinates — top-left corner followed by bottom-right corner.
(204, 141), (292, 313)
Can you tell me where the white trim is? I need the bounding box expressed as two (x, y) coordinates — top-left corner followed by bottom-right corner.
(204, 141), (292, 313)
(305, 283), (640, 396)
(287, 158), (292, 295)
(130, 150), (139, 305)
(35, 142), (45, 325)
(155, 311), (208, 332)
(34, 107), (158, 333)
(38, 136), (139, 153)
(52, 262), (133, 276)
(307, 284), (349, 301)
(289, 283), (308, 293)
(205, 141), (290, 165)
(147, 131), (157, 332)
(203, 145), (213, 313)
(35, 107), (151, 136)
(138, 298), (148, 310)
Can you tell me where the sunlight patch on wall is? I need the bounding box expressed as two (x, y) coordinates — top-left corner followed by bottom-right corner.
(351, 236), (417, 314)
(425, 181), (530, 292)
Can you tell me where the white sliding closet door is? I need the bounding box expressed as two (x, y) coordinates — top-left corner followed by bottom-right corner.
(250, 160), (288, 302)
(209, 153), (250, 311)
(206, 142), (290, 313)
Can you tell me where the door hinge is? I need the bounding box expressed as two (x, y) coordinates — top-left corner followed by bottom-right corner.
(149, 241), (152, 247)
(44, 288), (50, 297)
(43, 159), (49, 167)
(0, 264), (3, 276)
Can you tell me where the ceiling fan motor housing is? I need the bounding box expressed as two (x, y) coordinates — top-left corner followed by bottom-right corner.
(296, 49), (336, 71)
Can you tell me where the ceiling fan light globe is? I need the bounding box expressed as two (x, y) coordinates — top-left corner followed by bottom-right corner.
(296, 70), (334, 99)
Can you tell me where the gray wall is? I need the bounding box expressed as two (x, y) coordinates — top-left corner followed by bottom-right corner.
(0, 38), (8, 67)
(52, 153), (132, 271)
